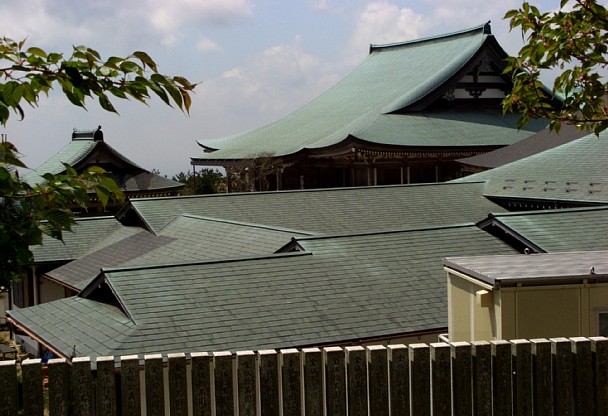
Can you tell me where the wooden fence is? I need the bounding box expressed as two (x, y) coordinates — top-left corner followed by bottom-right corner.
(1, 337), (608, 416)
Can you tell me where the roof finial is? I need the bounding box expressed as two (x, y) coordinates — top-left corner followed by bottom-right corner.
(94, 125), (104, 142)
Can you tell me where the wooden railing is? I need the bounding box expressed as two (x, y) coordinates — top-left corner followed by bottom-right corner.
(1, 337), (607, 415)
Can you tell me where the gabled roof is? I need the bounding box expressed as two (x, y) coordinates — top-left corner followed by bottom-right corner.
(194, 23), (545, 162)
(117, 182), (507, 235)
(8, 224), (515, 357)
(30, 216), (127, 264)
(453, 131), (608, 204)
(478, 206), (608, 253)
(22, 129), (183, 193)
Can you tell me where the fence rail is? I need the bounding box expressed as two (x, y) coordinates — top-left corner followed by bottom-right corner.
(1, 337), (608, 415)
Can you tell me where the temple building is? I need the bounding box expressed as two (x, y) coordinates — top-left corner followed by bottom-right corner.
(192, 22), (547, 192)
(24, 127), (184, 214)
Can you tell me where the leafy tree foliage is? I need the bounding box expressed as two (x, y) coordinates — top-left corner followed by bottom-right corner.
(503, 0), (608, 134)
(0, 37), (197, 284)
(173, 169), (226, 195)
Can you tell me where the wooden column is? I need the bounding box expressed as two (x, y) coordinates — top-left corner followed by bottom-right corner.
(367, 345), (389, 416)
(97, 356), (117, 416)
(388, 344), (409, 416)
(168, 353), (188, 416)
(346, 346), (367, 416)
(72, 357), (94, 416)
(512, 339), (533, 416)
(259, 350), (280, 416)
(237, 351), (257, 416)
(213, 351), (234, 416)
(451, 342), (471, 416)
(472, 341), (492, 416)
(191, 352), (212, 416)
(21, 358), (44, 416)
(409, 343), (431, 416)
(120, 355), (141, 416)
(47, 358), (70, 416)
(531, 339), (553, 416)
(303, 347), (323, 416)
(324, 346), (346, 416)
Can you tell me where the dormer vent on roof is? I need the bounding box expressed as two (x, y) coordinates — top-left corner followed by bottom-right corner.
(72, 126), (104, 141)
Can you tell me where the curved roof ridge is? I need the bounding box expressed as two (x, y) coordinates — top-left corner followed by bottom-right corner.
(370, 21), (491, 53)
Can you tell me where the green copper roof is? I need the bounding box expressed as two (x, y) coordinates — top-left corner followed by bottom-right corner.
(456, 131), (608, 204)
(119, 182), (506, 235)
(8, 224), (514, 357)
(194, 23), (544, 161)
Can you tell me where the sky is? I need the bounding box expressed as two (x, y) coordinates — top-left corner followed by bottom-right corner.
(1, 0), (560, 177)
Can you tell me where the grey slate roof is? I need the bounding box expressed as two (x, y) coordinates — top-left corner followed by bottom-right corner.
(30, 217), (126, 263)
(194, 23), (544, 162)
(119, 182), (507, 235)
(444, 250), (608, 286)
(479, 207), (608, 253)
(457, 124), (586, 169)
(454, 131), (608, 204)
(8, 224), (515, 357)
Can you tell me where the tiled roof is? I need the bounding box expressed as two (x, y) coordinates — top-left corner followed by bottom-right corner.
(454, 131), (608, 204)
(119, 182), (506, 235)
(444, 250), (608, 286)
(30, 217), (126, 263)
(194, 23), (544, 161)
(8, 224), (515, 357)
(480, 207), (608, 253)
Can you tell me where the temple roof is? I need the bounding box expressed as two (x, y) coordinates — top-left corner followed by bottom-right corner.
(194, 22), (545, 163)
(23, 128), (183, 194)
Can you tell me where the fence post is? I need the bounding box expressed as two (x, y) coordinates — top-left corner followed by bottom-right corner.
(121, 355), (142, 416)
(571, 337), (593, 415)
(0, 360), (18, 416)
(531, 339), (553, 416)
(346, 346), (367, 416)
(96, 356), (117, 416)
(367, 345), (389, 416)
(144, 354), (165, 416)
(324, 346), (346, 416)
(472, 341), (491, 416)
(213, 351), (234, 416)
(303, 347), (324, 416)
(512, 339), (532, 416)
(552, 337), (574, 416)
(259, 350), (280, 416)
(168, 353), (188, 416)
(409, 343), (430, 416)
(388, 344), (409, 416)
(491, 340), (512, 416)
(47, 358), (70, 416)
(237, 351), (257, 416)
(430, 342), (451, 416)
(450, 342), (471, 416)
(191, 352), (212, 416)
(21, 358), (44, 416)
(281, 348), (302, 416)
(591, 337), (608, 416)
(72, 357), (94, 416)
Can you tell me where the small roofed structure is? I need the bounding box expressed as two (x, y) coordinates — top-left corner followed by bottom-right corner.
(444, 251), (608, 342)
(192, 22), (548, 192)
(23, 127), (184, 214)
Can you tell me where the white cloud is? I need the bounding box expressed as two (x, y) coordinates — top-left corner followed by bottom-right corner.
(310, 0), (330, 10)
(197, 37), (221, 52)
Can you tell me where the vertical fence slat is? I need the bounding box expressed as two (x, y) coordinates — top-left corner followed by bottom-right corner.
(21, 358), (44, 416)
(571, 337), (593, 416)
(346, 346), (367, 416)
(259, 350), (280, 416)
(96, 356), (117, 416)
(237, 351), (257, 416)
(367, 345), (389, 416)
(324, 346), (346, 416)
(72, 357), (94, 416)
(430, 343), (451, 416)
(168, 353), (188, 416)
(450, 342), (471, 416)
(472, 341), (491, 416)
(491, 340), (512, 416)
(388, 344), (409, 416)
(0, 360), (18, 416)
(409, 343), (430, 416)
(214, 351), (234, 416)
(512, 339), (532, 416)
(120, 355), (142, 416)
(144, 354), (165, 416)
(552, 337), (574, 416)
(591, 337), (608, 416)
(191, 352), (212, 416)
(281, 348), (302, 416)
(47, 358), (70, 416)
(303, 347), (323, 416)
(531, 339), (553, 416)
